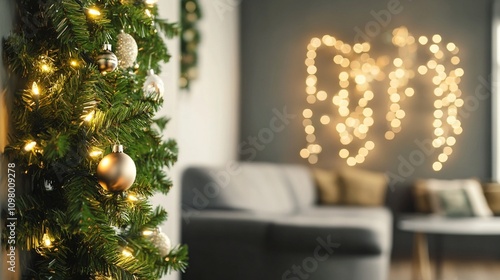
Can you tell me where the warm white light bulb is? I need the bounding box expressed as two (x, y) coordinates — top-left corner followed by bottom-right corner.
(87, 8), (101, 17)
(42, 233), (52, 247)
(89, 150), (102, 158)
(84, 111), (95, 122)
(122, 248), (133, 257)
(41, 64), (51, 72)
(128, 194), (139, 202)
(24, 141), (37, 151)
(32, 82), (40, 96)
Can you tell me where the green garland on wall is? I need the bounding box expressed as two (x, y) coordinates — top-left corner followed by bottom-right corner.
(180, 0), (202, 90)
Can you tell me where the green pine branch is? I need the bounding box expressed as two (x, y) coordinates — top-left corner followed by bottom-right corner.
(2, 0), (188, 279)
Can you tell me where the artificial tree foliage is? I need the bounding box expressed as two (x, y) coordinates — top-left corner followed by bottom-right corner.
(2, 0), (187, 279)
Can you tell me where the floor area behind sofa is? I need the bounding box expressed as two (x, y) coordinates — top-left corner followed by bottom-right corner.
(390, 259), (500, 280)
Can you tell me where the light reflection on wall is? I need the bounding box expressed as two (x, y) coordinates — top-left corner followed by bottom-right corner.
(300, 26), (463, 171)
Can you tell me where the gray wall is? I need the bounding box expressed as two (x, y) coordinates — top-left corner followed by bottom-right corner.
(240, 0), (493, 182)
(240, 0), (495, 259)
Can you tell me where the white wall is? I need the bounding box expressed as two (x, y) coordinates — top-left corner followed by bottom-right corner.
(155, 1), (181, 280)
(156, 0), (240, 279)
(177, 0), (240, 165)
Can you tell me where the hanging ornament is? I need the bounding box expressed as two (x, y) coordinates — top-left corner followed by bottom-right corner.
(97, 144), (136, 192)
(44, 179), (54, 191)
(143, 69), (165, 101)
(143, 0), (159, 7)
(96, 44), (118, 74)
(146, 228), (171, 256)
(116, 30), (138, 69)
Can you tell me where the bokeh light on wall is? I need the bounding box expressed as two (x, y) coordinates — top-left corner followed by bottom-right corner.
(301, 35), (382, 166)
(386, 27), (417, 140)
(416, 32), (464, 171)
(301, 27), (463, 171)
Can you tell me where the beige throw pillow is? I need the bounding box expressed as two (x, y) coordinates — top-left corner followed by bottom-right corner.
(483, 182), (500, 214)
(338, 167), (388, 206)
(312, 168), (341, 204)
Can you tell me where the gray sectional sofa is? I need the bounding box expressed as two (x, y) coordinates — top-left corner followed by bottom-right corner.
(181, 162), (392, 280)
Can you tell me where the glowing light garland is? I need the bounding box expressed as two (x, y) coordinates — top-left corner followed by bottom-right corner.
(417, 33), (464, 171)
(386, 27), (417, 140)
(301, 36), (382, 166)
(301, 26), (463, 171)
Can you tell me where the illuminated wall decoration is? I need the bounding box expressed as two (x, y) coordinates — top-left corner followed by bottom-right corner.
(386, 27), (417, 140)
(300, 26), (463, 171)
(416, 32), (464, 171)
(300, 36), (383, 166)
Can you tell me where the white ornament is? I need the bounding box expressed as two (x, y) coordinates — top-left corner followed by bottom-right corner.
(143, 69), (165, 101)
(143, 0), (158, 7)
(148, 229), (171, 256)
(44, 180), (54, 191)
(116, 30), (138, 69)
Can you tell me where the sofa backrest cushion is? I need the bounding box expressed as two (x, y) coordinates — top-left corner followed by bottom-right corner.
(182, 162), (315, 214)
(280, 164), (317, 209)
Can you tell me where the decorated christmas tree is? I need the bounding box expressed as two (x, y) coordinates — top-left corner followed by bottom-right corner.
(2, 0), (187, 279)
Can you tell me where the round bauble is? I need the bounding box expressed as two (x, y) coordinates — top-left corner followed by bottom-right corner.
(96, 44), (118, 74)
(97, 144), (136, 192)
(143, 0), (158, 7)
(44, 179), (54, 191)
(116, 30), (138, 69)
(148, 230), (171, 257)
(143, 69), (164, 101)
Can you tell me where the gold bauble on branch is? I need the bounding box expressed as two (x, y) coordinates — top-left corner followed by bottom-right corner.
(116, 30), (138, 69)
(97, 144), (136, 192)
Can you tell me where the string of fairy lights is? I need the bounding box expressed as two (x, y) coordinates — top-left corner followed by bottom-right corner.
(300, 36), (382, 166)
(416, 31), (464, 171)
(386, 27), (417, 141)
(300, 26), (464, 171)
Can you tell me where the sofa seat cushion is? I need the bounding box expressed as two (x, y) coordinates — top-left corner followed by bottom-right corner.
(266, 207), (392, 255)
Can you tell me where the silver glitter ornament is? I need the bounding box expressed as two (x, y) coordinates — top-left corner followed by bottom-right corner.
(116, 30), (138, 69)
(147, 229), (171, 257)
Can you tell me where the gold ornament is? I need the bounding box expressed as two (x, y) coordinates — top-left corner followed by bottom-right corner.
(96, 44), (118, 74)
(143, 69), (165, 101)
(97, 144), (136, 192)
(116, 30), (138, 69)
